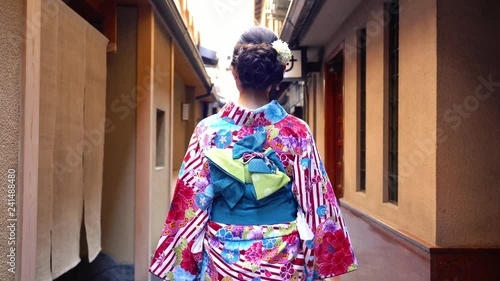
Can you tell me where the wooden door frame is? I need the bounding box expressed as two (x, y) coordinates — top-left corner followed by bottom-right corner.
(324, 42), (345, 198)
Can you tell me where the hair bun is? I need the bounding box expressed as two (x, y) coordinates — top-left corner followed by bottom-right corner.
(234, 43), (285, 90)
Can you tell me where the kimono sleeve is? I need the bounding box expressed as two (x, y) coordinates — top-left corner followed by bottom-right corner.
(292, 126), (358, 280)
(149, 127), (212, 280)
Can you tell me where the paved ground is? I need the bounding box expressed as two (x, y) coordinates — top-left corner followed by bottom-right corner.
(337, 205), (429, 281)
(55, 253), (134, 281)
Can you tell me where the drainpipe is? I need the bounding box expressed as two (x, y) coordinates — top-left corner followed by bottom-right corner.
(195, 84), (215, 101)
(196, 84), (220, 118)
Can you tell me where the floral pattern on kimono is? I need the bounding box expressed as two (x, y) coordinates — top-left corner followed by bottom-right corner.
(149, 100), (357, 280)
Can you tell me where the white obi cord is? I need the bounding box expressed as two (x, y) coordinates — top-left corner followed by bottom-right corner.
(296, 207), (314, 241)
(191, 228), (206, 254)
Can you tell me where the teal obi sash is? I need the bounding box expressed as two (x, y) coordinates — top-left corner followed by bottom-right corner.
(205, 133), (298, 225)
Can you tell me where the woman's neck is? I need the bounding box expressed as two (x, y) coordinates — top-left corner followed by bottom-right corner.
(237, 88), (270, 109)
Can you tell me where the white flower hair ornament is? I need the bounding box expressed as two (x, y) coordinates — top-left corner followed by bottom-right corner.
(271, 39), (292, 66)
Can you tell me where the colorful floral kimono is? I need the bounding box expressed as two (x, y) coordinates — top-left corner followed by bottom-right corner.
(149, 100), (357, 280)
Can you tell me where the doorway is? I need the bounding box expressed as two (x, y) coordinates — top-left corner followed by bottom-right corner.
(325, 51), (345, 199)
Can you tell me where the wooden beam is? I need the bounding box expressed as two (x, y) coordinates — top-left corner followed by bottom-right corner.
(19, 0), (41, 280)
(103, 0), (117, 52)
(86, 0), (105, 14)
(135, 4), (154, 281)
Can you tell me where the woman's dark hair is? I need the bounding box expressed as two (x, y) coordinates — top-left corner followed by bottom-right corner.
(232, 27), (285, 91)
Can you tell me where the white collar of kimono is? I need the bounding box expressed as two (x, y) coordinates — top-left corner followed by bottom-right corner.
(218, 100), (288, 126)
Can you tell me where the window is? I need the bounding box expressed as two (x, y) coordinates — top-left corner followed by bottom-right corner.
(387, 0), (399, 203)
(156, 109), (166, 167)
(358, 27), (367, 192)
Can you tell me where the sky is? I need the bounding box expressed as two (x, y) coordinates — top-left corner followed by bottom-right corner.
(188, 0), (256, 101)
(188, 0), (255, 54)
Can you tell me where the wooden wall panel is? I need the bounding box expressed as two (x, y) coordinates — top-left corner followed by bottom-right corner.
(430, 248), (500, 281)
(135, 4), (154, 280)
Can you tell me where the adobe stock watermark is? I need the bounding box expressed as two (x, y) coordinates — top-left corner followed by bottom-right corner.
(5, 169), (17, 274)
(53, 65), (170, 181)
(1, 0), (64, 275)
(385, 74), (499, 185)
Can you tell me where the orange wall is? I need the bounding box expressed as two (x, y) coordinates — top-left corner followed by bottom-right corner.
(321, 0), (438, 244)
(436, 0), (500, 247)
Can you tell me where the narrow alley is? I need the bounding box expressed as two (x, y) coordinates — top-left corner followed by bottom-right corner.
(0, 0), (499, 281)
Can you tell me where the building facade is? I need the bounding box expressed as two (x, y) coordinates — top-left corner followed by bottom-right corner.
(262, 0), (500, 280)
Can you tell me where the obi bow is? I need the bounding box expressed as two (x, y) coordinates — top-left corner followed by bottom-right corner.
(205, 133), (290, 209)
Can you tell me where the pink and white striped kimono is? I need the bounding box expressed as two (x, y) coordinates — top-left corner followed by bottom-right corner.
(149, 100), (357, 280)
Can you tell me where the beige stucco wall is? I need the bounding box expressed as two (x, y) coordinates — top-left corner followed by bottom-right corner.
(0, 0), (22, 280)
(102, 7), (137, 264)
(184, 86), (197, 148)
(173, 74), (188, 169)
(436, 0), (500, 247)
(322, 0), (437, 244)
(150, 16), (173, 254)
(191, 88), (204, 125)
(170, 83), (198, 189)
(307, 72), (326, 156)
